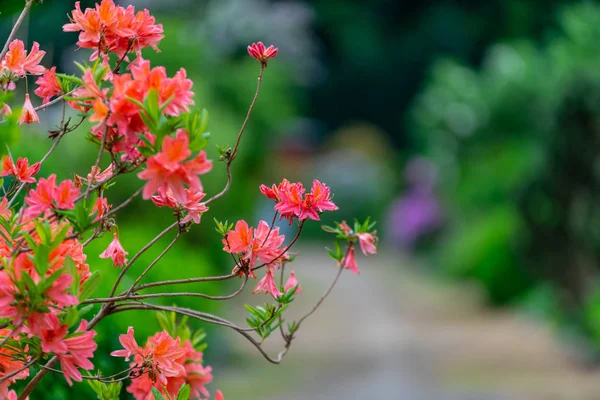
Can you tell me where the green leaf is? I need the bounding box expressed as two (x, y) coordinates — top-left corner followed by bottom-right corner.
(158, 95), (175, 113)
(189, 131), (210, 151)
(63, 256), (79, 296)
(138, 110), (157, 132)
(56, 73), (83, 86)
(78, 304), (94, 319)
(33, 244), (50, 276)
(73, 61), (87, 74)
(125, 96), (145, 109)
(38, 268), (64, 294)
(151, 387), (167, 400)
(176, 384), (191, 400)
(80, 270), (102, 301)
(145, 89), (160, 125)
(157, 311), (175, 335)
(198, 108), (209, 134)
(62, 307), (79, 328)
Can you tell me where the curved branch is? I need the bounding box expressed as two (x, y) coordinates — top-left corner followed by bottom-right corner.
(111, 302), (282, 364)
(84, 275), (249, 305)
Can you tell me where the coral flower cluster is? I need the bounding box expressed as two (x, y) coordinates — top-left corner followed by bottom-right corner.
(260, 179), (338, 222)
(0, 0), (369, 398)
(112, 327), (214, 400)
(63, 0), (164, 61)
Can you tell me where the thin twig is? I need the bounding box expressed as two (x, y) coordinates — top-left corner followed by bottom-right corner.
(205, 64), (265, 205)
(0, 356), (38, 385)
(133, 272), (237, 292)
(84, 124), (109, 200)
(252, 221), (304, 272)
(101, 186), (143, 221)
(33, 89), (76, 112)
(125, 230), (181, 296)
(0, 0), (34, 62)
(84, 275), (249, 305)
(0, 320), (23, 350)
(109, 221), (179, 297)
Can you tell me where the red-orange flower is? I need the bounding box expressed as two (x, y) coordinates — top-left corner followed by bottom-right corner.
(19, 94), (40, 125)
(1, 156), (40, 183)
(63, 0), (163, 60)
(2, 40), (46, 76)
(34, 67), (61, 104)
(138, 130), (212, 204)
(247, 42), (278, 66)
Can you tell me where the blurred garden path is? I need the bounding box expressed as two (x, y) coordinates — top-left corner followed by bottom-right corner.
(216, 246), (600, 399)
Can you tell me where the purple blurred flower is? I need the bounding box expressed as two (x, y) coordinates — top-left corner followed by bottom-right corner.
(387, 157), (444, 248)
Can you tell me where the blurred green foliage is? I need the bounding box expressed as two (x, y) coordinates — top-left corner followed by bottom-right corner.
(411, 2), (600, 349)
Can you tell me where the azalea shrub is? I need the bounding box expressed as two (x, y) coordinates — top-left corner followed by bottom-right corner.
(0, 1), (377, 399)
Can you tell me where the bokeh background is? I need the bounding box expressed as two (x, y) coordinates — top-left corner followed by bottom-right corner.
(3, 0), (600, 398)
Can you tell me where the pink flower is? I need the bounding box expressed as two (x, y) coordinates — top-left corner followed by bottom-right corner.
(247, 42), (278, 66)
(23, 175), (80, 219)
(54, 180), (79, 209)
(223, 220), (253, 254)
(24, 174), (57, 218)
(339, 220), (352, 236)
(64, 1), (163, 60)
(152, 188), (208, 224)
(44, 273), (78, 309)
(177, 340), (212, 398)
(340, 246), (359, 275)
(34, 67), (61, 104)
(299, 180), (338, 221)
(151, 187), (178, 208)
(92, 196), (110, 221)
(252, 269), (282, 298)
(7, 390), (27, 400)
(215, 390), (224, 400)
(0, 103), (12, 118)
(19, 94), (40, 125)
(118, 331), (213, 400)
(180, 189), (208, 224)
(357, 232), (377, 255)
(2, 40), (46, 76)
(259, 179), (291, 202)
(271, 179), (338, 222)
(223, 220), (288, 271)
(1, 156), (40, 183)
(0, 333), (29, 397)
(252, 220), (286, 265)
(138, 130), (212, 204)
(284, 270), (302, 294)
(99, 233), (128, 267)
(113, 328), (186, 388)
(39, 314), (69, 354)
(146, 331), (187, 379)
(57, 321), (98, 386)
(110, 326), (143, 362)
(87, 163), (115, 184)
